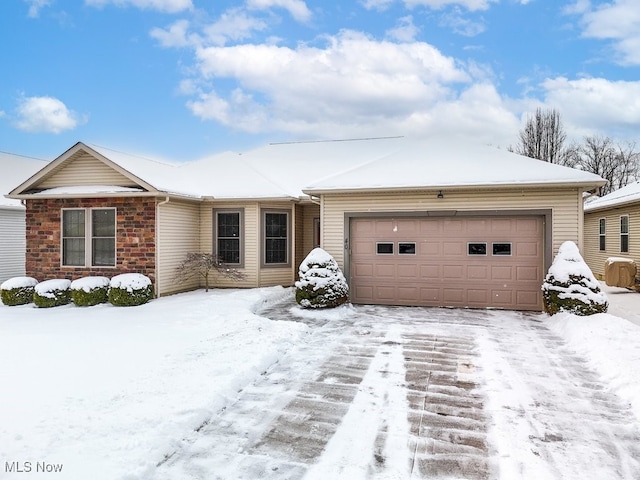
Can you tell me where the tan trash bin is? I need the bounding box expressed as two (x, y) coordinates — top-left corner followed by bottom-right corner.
(605, 257), (638, 288)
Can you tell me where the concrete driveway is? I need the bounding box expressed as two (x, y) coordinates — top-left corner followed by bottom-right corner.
(154, 301), (640, 480)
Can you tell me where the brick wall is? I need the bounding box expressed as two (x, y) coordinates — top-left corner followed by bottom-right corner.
(25, 197), (156, 284)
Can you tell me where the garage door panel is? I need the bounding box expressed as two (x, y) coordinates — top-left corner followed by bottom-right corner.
(516, 265), (539, 281)
(420, 265), (440, 278)
(375, 264), (395, 277)
(491, 265), (513, 280)
(397, 264), (418, 277)
(350, 216), (543, 311)
(467, 265), (489, 279)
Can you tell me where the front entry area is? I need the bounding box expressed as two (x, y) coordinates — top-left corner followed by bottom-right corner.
(349, 215), (544, 311)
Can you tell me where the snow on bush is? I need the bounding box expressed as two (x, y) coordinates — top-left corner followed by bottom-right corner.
(0, 276), (38, 306)
(33, 279), (72, 308)
(71, 276), (111, 306)
(108, 273), (154, 306)
(295, 248), (349, 309)
(542, 241), (608, 316)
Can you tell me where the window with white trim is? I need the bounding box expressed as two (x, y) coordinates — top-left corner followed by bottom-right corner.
(214, 209), (243, 265)
(263, 210), (290, 265)
(621, 215), (629, 253)
(62, 208), (116, 267)
(599, 218), (606, 251)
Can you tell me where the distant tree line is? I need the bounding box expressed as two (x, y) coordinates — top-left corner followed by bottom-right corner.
(510, 107), (640, 196)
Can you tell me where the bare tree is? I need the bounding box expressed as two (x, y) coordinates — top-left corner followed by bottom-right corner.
(567, 135), (640, 196)
(511, 108), (569, 164)
(174, 253), (245, 292)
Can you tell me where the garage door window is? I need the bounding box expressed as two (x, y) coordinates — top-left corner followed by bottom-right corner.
(377, 242), (394, 255)
(468, 243), (487, 255)
(492, 243), (512, 256)
(399, 242), (416, 255)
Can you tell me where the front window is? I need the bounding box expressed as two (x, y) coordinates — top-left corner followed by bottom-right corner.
(621, 215), (629, 253)
(62, 208), (116, 267)
(599, 218), (606, 251)
(215, 210), (243, 265)
(263, 211), (289, 265)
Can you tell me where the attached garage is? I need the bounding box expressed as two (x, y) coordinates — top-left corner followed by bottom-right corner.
(349, 214), (544, 310)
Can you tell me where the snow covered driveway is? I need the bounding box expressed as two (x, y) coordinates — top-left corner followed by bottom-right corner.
(155, 301), (640, 480)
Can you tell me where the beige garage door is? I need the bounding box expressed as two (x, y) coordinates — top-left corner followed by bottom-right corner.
(350, 216), (543, 311)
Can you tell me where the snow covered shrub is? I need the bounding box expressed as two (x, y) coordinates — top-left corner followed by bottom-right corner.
(108, 273), (154, 306)
(0, 276), (38, 306)
(71, 276), (111, 306)
(295, 248), (349, 309)
(542, 241), (608, 316)
(33, 279), (72, 308)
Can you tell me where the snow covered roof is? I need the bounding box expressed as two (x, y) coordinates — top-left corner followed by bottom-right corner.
(0, 152), (48, 208)
(584, 181), (640, 212)
(9, 137), (606, 201)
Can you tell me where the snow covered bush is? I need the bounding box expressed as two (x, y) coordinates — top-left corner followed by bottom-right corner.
(33, 279), (72, 308)
(108, 273), (154, 306)
(295, 248), (349, 309)
(542, 241), (608, 316)
(0, 276), (38, 306)
(71, 276), (111, 306)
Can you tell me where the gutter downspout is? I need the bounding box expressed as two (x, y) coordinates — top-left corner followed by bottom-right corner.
(155, 197), (170, 297)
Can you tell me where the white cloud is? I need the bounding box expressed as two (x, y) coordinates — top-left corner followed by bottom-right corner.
(386, 16), (420, 42)
(150, 19), (193, 48)
(203, 8), (269, 46)
(361, 0), (395, 11)
(85, 0), (192, 13)
(246, 0), (312, 23)
(14, 96), (85, 134)
(541, 77), (640, 138)
(24, 0), (52, 18)
(439, 8), (486, 36)
(403, 0), (498, 11)
(575, 0), (640, 65)
(183, 30), (526, 145)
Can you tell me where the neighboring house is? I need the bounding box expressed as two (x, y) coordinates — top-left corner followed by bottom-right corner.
(7, 137), (604, 311)
(583, 181), (640, 279)
(0, 152), (49, 284)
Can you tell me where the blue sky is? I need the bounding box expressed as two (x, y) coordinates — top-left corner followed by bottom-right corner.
(1, 0), (639, 161)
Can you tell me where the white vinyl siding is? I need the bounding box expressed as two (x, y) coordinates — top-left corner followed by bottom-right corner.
(0, 208), (27, 284)
(585, 207), (639, 278)
(156, 199), (200, 296)
(320, 187), (582, 272)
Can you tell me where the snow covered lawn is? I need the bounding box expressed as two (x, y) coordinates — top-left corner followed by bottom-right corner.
(2, 283), (640, 479)
(0, 287), (308, 479)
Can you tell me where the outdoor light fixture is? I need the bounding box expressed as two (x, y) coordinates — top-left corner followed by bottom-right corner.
(437, 190), (444, 199)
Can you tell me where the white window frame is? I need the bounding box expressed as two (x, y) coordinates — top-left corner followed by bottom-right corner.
(61, 207), (117, 267)
(599, 218), (606, 252)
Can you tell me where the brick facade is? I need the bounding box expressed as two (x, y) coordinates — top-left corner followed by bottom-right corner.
(25, 197), (156, 284)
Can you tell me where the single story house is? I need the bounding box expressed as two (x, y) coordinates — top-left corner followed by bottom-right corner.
(7, 137), (605, 311)
(0, 152), (49, 284)
(583, 181), (640, 279)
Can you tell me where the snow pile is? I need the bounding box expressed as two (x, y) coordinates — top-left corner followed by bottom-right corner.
(0, 276), (38, 290)
(546, 312), (640, 420)
(542, 241), (608, 315)
(70, 276), (111, 292)
(110, 273), (152, 292)
(295, 247), (349, 308)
